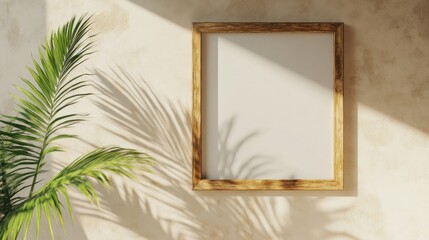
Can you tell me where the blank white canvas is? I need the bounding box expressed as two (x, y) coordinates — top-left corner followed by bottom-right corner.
(201, 32), (334, 180)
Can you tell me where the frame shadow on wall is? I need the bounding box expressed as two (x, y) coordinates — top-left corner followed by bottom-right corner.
(190, 24), (357, 196)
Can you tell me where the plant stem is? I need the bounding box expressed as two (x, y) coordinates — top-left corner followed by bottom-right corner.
(28, 111), (53, 197)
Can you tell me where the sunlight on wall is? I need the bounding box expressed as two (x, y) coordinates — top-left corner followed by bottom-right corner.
(2, 0), (429, 239)
(358, 104), (429, 239)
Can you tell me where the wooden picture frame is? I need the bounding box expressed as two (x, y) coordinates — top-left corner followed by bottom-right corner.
(192, 22), (344, 190)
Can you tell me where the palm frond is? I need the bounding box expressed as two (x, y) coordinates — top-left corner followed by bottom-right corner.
(0, 147), (153, 240)
(0, 14), (94, 210)
(0, 14), (156, 240)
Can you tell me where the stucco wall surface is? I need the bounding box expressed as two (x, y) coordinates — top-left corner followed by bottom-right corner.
(1, 0), (429, 239)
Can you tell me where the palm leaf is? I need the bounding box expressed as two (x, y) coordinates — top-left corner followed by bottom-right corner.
(0, 15), (94, 210)
(0, 147), (153, 240)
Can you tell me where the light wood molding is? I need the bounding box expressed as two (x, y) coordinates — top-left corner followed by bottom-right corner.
(192, 22), (344, 191)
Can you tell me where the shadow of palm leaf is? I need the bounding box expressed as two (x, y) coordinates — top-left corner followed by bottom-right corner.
(86, 68), (358, 240)
(215, 117), (274, 179)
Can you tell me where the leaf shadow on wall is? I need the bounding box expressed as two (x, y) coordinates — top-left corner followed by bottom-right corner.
(75, 68), (360, 240)
(206, 116), (276, 179)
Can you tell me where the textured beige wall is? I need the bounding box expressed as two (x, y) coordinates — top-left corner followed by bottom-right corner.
(1, 0), (429, 239)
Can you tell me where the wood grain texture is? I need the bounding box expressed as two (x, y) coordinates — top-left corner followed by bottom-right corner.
(192, 22), (344, 191)
(333, 23), (344, 190)
(193, 22), (343, 33)
(193, 179), (342, 191)
(192, 25), (202, 188)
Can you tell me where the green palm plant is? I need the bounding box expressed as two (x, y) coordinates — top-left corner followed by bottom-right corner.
(0, 15), (154, 240)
